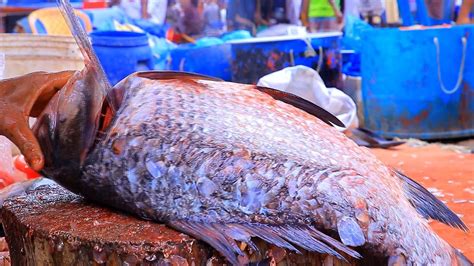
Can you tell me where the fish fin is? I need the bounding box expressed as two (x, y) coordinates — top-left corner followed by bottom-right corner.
(136, 71), (343, 127)
(248, 257), (272, 266)
(267, 224), (361, 261)
(167, 220), (360, 263)
(395, 170), (469, 231)
(453, 247), (474, 266)
(254, 86), (345, 127)
(136, 71), (223, 82)
(305, 225), (362, 259)
(167, 220), (244, 265)
(387, 254), (407, 266)
(347, 128), (404, 149)
(57, 0), (112, 95)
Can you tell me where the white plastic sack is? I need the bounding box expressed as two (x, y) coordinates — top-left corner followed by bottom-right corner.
(257, 66), (358, 130)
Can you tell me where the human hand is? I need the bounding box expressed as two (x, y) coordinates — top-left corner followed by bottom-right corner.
(0, 71), (75, 171)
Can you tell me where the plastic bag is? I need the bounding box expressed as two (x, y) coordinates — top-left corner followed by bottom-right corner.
(342, 16), (372, 52)
(257, 66), (358, 130)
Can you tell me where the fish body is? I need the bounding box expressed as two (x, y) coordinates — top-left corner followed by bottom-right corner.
(34, 70), (470, 265)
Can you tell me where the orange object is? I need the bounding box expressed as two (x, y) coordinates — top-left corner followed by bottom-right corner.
(0, 170), (16, 189)
(83, 0), (108, 9)
(28, 7), (92, 35)
(166, 28), (183, 43)
(13, 155), (41, 180)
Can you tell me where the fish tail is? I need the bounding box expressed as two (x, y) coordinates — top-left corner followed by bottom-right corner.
(394, 170), (468, 231)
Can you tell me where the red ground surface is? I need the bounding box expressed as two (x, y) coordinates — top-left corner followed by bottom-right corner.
(371, 144), (474, 261)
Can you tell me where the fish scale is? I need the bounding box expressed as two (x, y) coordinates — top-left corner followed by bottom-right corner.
(35, 73), (455, 265)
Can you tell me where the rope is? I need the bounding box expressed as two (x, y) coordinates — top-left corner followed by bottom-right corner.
(316, 46), (323, 73)
(179, 58), (186, 72)
(302, 37), (316, 57)
(289, 49), (295, 66)
(296, 36), (324, 72)
(433, 36), (467, 94)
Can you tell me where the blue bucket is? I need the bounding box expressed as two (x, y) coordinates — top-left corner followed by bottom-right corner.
(361, 25), (474, 139)
(91, 31), (153, 85)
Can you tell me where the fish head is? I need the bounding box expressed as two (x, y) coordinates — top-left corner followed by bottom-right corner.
(33, 66), (109, 186)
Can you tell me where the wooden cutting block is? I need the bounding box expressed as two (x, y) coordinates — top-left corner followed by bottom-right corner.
(1, 184), (365, 265)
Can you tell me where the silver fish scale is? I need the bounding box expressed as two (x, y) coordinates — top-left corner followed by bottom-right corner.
(81, 76), (453, 264)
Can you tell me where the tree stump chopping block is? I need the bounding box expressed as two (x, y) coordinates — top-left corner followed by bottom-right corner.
(1, 184), (358, 266)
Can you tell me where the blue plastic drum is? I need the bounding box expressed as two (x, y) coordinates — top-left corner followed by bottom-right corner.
(90, 31), (153, 85)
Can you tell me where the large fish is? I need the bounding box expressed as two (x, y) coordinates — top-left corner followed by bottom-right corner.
(30, 0), (472, 265)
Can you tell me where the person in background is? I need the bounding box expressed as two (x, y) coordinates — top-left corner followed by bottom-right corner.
(286, 0), (303, 25)
(457, 0), (474, 24)
(112, 0), (145, 20)
(147, 0), (169, 25)
(166, 0), (182, 27)
(257, 0), (272, 27)
(227, 0), (258, 34)
(217, 0), (228, 31)
(112, 0), (168, 25)
(177, 0), (204, 37)
(203, 0), (223, 35)
(301, 0), (343, 32)
(258, 0), (289, 25)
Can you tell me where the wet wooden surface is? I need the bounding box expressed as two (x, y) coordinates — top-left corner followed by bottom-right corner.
(371, 143), (474, 261)
(1, 185), (363, 266)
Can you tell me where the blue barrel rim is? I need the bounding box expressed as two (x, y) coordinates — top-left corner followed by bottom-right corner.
(90, 31), (149, 47)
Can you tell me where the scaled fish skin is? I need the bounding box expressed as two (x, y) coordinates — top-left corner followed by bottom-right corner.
(33, 68), (471, 265)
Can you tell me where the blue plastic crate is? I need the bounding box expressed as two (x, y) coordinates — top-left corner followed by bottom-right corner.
(228, 32), (342, 87)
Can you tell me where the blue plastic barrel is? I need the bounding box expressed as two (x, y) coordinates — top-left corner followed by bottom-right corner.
(90, 31), (153, 85)
(361, 25), (474, 139)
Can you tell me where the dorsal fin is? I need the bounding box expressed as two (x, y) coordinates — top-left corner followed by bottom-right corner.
(255, 86), (345, 127)
(57, 0), (116, 112)
(348, 128), (404, 148)
(136, 71), (343, 127)
(136, 71), (223, 82)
